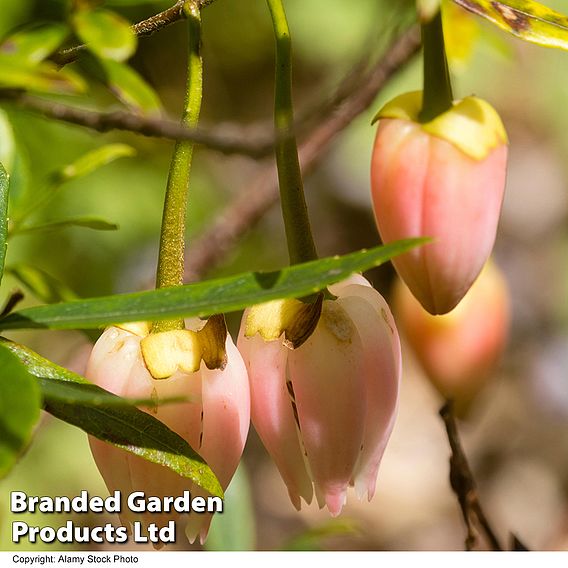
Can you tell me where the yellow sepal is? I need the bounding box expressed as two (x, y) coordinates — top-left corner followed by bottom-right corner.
(245, 295), (323, 349)
(373, 91), (508, 161)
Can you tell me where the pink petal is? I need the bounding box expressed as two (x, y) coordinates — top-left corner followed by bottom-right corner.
(238, 323), (313, 510)
(287, 300), (367, 516)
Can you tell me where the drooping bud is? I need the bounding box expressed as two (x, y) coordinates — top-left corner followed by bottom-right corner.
(371, 91), (508, 314)
(86, 318), (250, 545)
(237, 275), (401, 515)
(393, 261), (509, 413)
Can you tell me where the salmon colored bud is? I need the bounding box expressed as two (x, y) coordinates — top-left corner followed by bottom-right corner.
(237, 275), (401, 515)
(371, 91), (508, 315)
(85, 320), (250, 545)
(393, 261), (509, 412)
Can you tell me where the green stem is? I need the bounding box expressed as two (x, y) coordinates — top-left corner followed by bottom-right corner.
(419, 9), (454, 123)
(153, 2), (202, 333)
(266, 0), (317, 265)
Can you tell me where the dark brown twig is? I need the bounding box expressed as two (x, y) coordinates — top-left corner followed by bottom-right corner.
(439, 401), (504, 551)
(0, 92), (273, 158)
(52, 0), (217, 67)
(184, 25), (421, 281)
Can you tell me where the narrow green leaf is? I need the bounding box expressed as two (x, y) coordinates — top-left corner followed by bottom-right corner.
(0, 55), (86, 94)
(206, 463), (256, 551)
(73, 8), (137, 62)
(100, 59), (162, 116)
(0, 239), (427, 331)
(12, 217), (119, 236)
(38, 378), (187, 408)
(0, 110), (30, 209)
(0, 163), (8, 285)
(14, 144), (135, 226)
(0, 345), (41, 478)
(0, 339), (223, 497)
(56, 143), (136, 183)
(5, 264), (77, 304)
(0, 23), (69, 64)
(452, 0), (568, 50)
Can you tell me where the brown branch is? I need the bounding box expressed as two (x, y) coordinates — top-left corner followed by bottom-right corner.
(439, 401), (503, 551)
(184, 25), (422, 281)
(0, 92), (273, 158)
(52, 0), (217, 67)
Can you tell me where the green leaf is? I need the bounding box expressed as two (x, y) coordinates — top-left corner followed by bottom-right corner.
(0, 163), (8, 285)
(0, 110), (30, 209)
(0, 239), (427, 331)
(0, 345), (41, 478)
(0, 55), (86, 95)
(0, 23), (69, 64)
(73, 8), (137, 62)
(99, 59), (162, 116)
(0, 339), (223, 497)
(38, 378), (187, 409)
(452, 0), (568, 50)
(5, 264), (77, 304)
(12, 217), (119, 236)
(206, 463), (256, 551)
(14, 144), (135, 226)
(56, 143), (136, 183)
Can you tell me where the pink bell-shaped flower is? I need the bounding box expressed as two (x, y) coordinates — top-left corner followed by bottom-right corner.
(371, 91), (508, 315)
(394, 261), (510, 413)
(237, 275), (401, 516)
(86, 319), (250, 545)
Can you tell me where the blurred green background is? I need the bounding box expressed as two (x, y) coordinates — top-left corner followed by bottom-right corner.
(1, 0), (568, 552)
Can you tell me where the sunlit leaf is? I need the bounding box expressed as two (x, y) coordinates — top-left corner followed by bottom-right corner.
(443, 0), (480, 69)
(0, 339), (222, 497)
(0, 239), (427, 331)
(73, 8), (137, 62)
(99, 59), (162, 116)
(0, 345), (41, 478)
(14, 144), (135, 226)
(0, 163), (8, 285)
(0, 23), (69, 64)
(13, 217), (119, 236)
(5, 264), (77, 304)
(0, 55), (86, 94)
(452, 0), (568, 50)
(56, 143), (136, 183)
(0, 110), (30, 209)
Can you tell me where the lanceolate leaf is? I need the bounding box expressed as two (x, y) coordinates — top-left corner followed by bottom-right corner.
(5, 264), (77, 304)
(56, 144), (136, 183)
(73, 8), (137, 62)
(12, 217), (119, 236)
(100, 59), (162, 116)
(0, 24), (69, 64)
(0, 163), (9, 285)
(0, 345), (41, 478)
(452, 0), (568, 50)
(0, 56), (86, 95)
(0, 239), (427, 331)
(0, 339), (222, 497)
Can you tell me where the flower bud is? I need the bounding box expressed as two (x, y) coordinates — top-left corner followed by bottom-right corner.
(393, 261), (509, 413)
(237, 275), (401, 516)
(85, 319), (250, 545)
(371, 91), (508, 315)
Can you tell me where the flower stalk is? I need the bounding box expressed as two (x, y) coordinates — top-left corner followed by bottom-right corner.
(419, 8), (454, 123)
(266, 0), (318, 266)
(153, 1), (203, 333)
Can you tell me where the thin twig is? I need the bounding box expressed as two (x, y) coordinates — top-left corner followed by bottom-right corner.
(439, 401), (503, 551)
(184, 25), (421, 281)
(52, 0), (217, 67)
(0, 92), (273, 158)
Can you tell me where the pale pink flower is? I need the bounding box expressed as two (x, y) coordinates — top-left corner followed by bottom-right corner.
(238, 276), (401, 516)
(86, 322), (250, 544)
